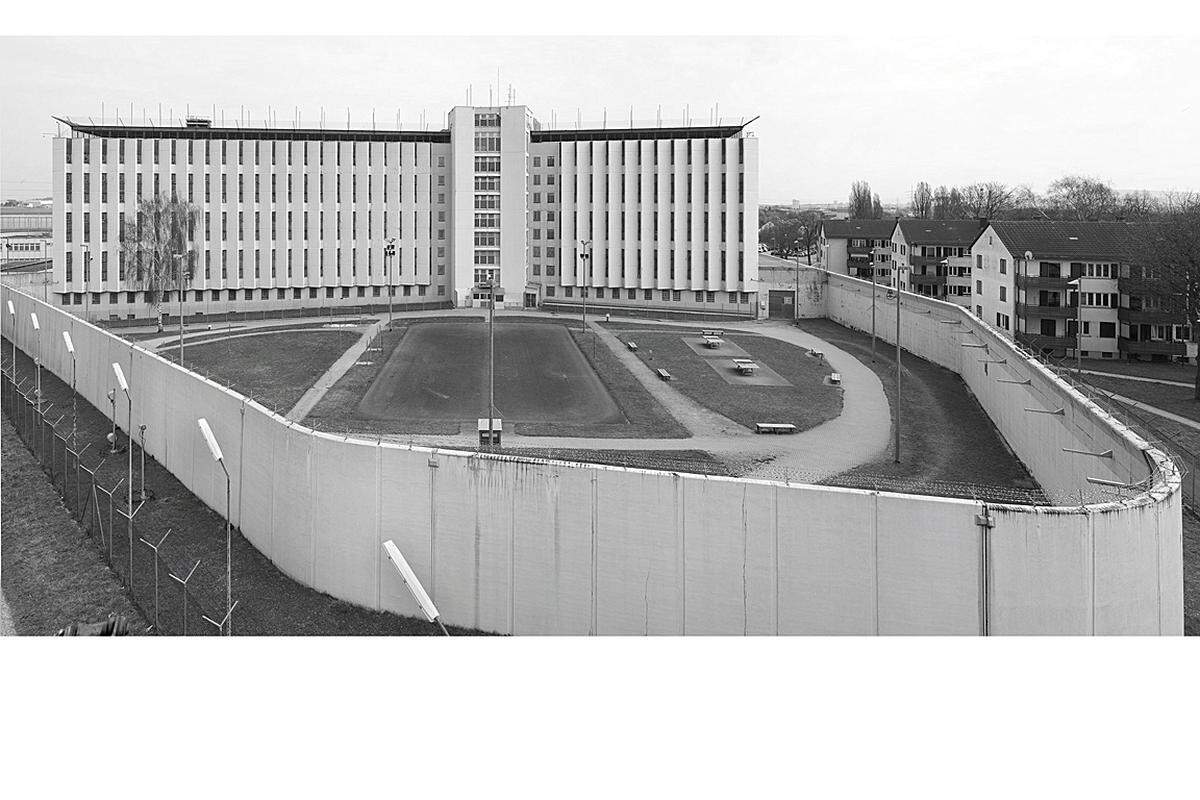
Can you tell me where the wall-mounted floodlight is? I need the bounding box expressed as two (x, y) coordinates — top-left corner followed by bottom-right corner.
(6, 300), (13, 316)
(112, 362), (128, 393)
(383, 539), (448, 635)
(62, 330), (75, 354)
(30, 312), (40, 331)
(197, 417), (224, 463)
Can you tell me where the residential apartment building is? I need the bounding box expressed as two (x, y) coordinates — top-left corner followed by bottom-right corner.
(889, 219), (984, 307)
(970, 220), (1188, 362)
(50, 103), (759, 322)
(817, 219), (896, 282)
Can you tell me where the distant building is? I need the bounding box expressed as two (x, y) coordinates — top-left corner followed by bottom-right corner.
(971, 220), (1187, 361)
(50, 103), (759, 323)
(890, 219), (987, 307)
(816, 219), (896, 281)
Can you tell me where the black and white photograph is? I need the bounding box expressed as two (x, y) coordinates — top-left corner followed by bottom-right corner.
(1, 4), (1196, 796)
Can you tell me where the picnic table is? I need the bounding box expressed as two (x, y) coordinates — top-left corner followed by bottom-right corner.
(732, 359), (759, 376)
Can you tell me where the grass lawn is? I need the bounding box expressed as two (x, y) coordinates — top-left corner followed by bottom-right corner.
(1078, 357), (1195, 383)
(625, 329), (842, 432)
(159, 329), (361, 415)
(1080, 374), (1200, 425)
(308, 317), (688, 439)
(1, 416), (149, 635)
(795, 319), (1043, 503)
(3, 342), (473, 636)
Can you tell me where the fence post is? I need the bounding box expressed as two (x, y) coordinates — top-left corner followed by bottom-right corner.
(168, 560), (201, 636)
(138, 529), (171, 633)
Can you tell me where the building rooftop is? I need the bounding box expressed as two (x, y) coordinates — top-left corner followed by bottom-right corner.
(821, 219), (898, 240)
(897, 219), (987, 246)
(56, 117), (451, 143)
(982, 220), (1153, 262)
(1, 206), (51, 215)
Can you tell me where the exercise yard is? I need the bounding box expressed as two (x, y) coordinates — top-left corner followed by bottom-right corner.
(614, 325), (843, 432)
(359, 320), (622, 424)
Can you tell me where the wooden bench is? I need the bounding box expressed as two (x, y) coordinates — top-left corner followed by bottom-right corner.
(626, 341), (639, 351)
(809, 350), (824, 360)
(755, 423), (797, 435)
(701, 329), (725, 337)
(829, 372), (842, 385)
(655, 368), (673, 381)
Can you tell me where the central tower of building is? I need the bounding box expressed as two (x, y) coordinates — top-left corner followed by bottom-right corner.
(448, 105), (537, 308)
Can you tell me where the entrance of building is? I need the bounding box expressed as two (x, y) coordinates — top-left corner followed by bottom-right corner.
(768, 290), (795, 319)
(524, 292), (538, 308)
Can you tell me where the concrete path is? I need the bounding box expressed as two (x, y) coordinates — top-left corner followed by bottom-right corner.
(1080, 368), (1193, 388)
(287, 319), (387, 421)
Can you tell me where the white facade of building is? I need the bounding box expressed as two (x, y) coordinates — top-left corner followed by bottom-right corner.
(51, 104), (759, 322)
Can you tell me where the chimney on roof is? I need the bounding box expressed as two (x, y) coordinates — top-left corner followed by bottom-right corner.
(978, 217), (988, 229)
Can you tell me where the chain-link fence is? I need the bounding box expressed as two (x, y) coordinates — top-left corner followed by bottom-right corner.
(2, 364), (226, 635)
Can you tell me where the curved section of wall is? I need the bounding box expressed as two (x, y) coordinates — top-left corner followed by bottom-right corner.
(1, 283), (1182, 635)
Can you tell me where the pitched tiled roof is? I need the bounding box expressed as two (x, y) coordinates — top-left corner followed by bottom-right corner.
(897, 219), (987, 246)
(820, 219), (897, 239)
(981, 220), (1154, 262)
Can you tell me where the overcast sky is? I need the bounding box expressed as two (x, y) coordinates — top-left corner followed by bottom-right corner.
(1, 36), (1196, 205)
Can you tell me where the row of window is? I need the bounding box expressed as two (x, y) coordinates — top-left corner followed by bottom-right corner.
(67, 137), (447, 169)
(547, 286), (752, 303)
(572, 210), (745, 242)
(64, 245), (449, 285)
(568, 172), (745, 205)
(60, 283), (444, 307)
(67, 171), (451, 205)
(563, 138), (746, 168)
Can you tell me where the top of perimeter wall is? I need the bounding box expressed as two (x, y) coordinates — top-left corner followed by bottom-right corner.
(793, 266), (1180, 512)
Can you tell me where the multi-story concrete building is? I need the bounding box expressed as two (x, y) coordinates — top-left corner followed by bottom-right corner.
(817, 219), (896, 282)
(50, 104), (759, 322)
(970, 220), (1186, 362)
(889, 219), (984, 307)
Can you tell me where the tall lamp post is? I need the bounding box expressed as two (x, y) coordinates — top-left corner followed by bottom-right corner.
(893, 265), (907, 464)
(112, 362), (133, 581)
(197, 418), (233, 636)
(485, 278), (497, 450)
(1068, 276), (1082, 373)
(869, 258), (878, 362)
(578, 240), (592, 334)
(30, 312), (41, 414)
(81, 244), (90, 323)
(6, 299), (15, 378)
(173, 252), (186, 364)
(63, 331), (77, 448)
(384, 238), (396, 328)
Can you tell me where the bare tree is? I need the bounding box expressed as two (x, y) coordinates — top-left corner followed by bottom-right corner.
(960, 181), (1015, 218)
(1046, 175), (1120, 221)
(871, 193), (883, 219)
(849, 180), (874, 218)
(910, 181), (933, 219)
(119, 194), (199, 325)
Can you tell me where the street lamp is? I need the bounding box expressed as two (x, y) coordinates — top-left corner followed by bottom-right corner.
(173, 252), (186, 364)
(1068, 276), (1082, 373)
(112, 362), (134, 582)
(30, 312), (41, 415)
(578, 240), (592, 334)
(62, 330), (77, 449)
(869, 257), (878, 362)
(6, 299), (15, 378)
(382, 540), (450, 636)
(81, 244), (90, 323)
(893, 265), (907, 464)
(384, 238), (396, 328)
(197, 417), (233, 636)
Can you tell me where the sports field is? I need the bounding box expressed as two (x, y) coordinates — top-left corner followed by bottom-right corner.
(359, 321), (623, 424)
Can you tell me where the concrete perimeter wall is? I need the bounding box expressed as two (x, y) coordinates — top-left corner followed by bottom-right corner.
(2, 282), (1182, 634)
